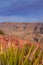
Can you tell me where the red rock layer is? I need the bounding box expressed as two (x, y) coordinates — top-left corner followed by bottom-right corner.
(0, 35), (43, 51)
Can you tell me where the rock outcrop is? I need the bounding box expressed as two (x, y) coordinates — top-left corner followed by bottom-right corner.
(0, 35), (43, 51)
(0, 22), (43, 42)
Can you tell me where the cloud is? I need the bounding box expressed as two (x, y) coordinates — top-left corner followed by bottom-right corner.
(0, 15), (43, 22)
(0, 0), (43, 15)
(0, 0), (42, 10)
(0, 0), (43, 22)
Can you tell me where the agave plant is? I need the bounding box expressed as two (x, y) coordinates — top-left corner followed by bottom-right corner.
(0, 43), (43, 65)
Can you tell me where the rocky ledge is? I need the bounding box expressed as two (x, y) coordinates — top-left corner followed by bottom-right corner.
(0, 35), (43, 50)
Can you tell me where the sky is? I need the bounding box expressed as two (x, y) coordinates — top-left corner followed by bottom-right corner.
(0, 0), (43, 22)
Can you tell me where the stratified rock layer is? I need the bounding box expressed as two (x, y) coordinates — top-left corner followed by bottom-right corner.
(0, 35), (43, 51)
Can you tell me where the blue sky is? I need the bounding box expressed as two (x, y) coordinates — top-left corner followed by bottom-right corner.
(0, 0), (43, 22)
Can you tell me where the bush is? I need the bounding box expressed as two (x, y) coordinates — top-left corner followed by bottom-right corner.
(0, 44), (43, 65)
(0, 30), (5, 35)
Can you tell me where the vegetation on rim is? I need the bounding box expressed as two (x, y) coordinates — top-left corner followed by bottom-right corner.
(0, 30), (5, 35)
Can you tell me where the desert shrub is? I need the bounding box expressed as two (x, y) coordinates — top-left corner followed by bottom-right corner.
(0, 44), (43, 65)
(0, 30), (5, 35)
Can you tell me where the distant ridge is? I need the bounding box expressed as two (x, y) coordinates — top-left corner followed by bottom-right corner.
(0, 22), (43, 43)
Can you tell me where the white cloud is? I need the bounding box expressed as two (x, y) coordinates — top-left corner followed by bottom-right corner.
(0, 16), (43, 22)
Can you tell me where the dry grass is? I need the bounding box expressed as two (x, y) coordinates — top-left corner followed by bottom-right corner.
(0, 42), (43, 65)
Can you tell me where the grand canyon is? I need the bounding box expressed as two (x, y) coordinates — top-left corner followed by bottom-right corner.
(0, 22), (43, 65)
(0, 22), (43, 43)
